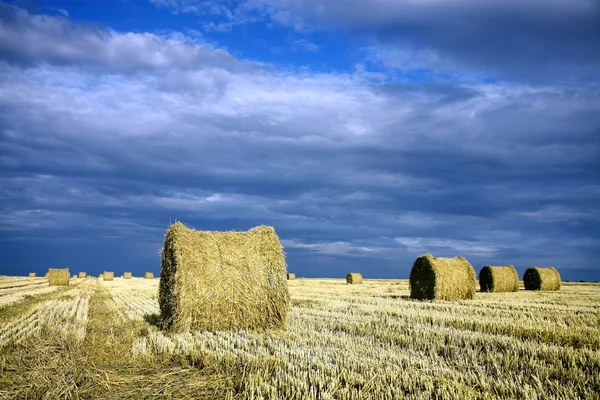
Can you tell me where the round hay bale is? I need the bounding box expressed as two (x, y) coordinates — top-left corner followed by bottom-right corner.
(524, 267), (561, 291)
(479, 265), (519, 293)
(409, 254), (476, 300)
(346, 273), (363, 284)
(28, 272), (36, 277)
(123, 272), (132, 279)
(98, 273), (103, 279)
(159, 222), (290, 332)
(48, 268), (70, 286)
(103, 271), (114, 281)
(145, 272), (154, 279)
(287, 273), (296, 280)
(78, 272), (87, 278)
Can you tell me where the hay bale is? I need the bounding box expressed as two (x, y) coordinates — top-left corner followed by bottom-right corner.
(48, 268), (70, 286)
(145, 272), (154, 279)
(103, 271), (114, 281)
(28, 273), (36, 277)
(123, 272), (132, 279)
(98, 273), (103, 279)
(78, 272), (87, 278)
(479, 265), (519, 293)
(524, 267), (561, 291)
(287, 273), (296, 280)
(409, 254), (476, 300)
(346, 273), (363, 284)
(159, 222), (290, 332)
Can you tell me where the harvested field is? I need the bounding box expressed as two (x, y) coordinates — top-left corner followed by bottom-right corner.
(0, 277), (598, 399)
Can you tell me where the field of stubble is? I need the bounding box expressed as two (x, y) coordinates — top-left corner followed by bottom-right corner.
(0, 276), (598, 399)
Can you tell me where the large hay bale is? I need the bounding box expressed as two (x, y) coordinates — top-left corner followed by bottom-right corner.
(123, 272), (132, 279)
(346, 273), (363, 284)
(78, 272), (87, 278)
(479, 265), (519, 293)
(409, 254), (476, 300)
(287, 273), (296, 280)
(48, 268), (70, 286)
(159, 222), (290, 332)
(145, 272), (154, 279)
(524, 267), (561, 291)
(103, 271), (114, 281)
(28, 272), (36, 277)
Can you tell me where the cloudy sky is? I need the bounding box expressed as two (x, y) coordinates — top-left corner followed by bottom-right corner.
(1, 0), (599, 280)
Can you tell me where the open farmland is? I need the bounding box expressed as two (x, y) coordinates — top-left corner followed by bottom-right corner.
(0, 276), (599, 399)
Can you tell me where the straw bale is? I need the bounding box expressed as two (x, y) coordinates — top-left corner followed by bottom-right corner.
(78, 272), (87, 278)
(145, 272), (154, 279)
(287, 273), (296, 280)
(98, 273), (103, 279)
(103, 271), (114, 281)
(346, 273), (363, 284)
(479, 265), (519, 293)
(123, 272), (132, 279)
(524, 267), (561, 291)
(159, 222), (290, 332)
(410, 254), (476, 300)
(48, 268), (70, 286)
(28, 273), (36, 277)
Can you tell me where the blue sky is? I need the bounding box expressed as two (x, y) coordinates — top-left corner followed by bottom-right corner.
(1, 0), (599, 280)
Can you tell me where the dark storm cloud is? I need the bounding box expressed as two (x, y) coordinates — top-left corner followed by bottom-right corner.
(1, 3), (599, 279)
(239, 0), (600, 82)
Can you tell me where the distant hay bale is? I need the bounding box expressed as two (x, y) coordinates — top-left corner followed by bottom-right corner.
(48, 268), (70, 286)
(410, 254), (476, 300)
(123, 272), (132, 279)
(479, 265), (519, 293)
(287, 273), (296, 280)
(524, 267), (561, 291)
(78, 272), (87, 278)
(98, 273), (103, 279)
(346, 273), (363, 284)
(145, 272), (154, 279)
(103, 271), (114, 281)
(28, 273), (36, 277)
(159, 222), (290, 332)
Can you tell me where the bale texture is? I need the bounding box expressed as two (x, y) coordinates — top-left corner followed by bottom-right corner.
(410, 254), (476, 300)
(145, 272), (154, 279)
(524, 267), (561, 291)
(346, 273), (363, 284)
(479, 265), (519, 293)
(123, 272), (132, 279)
(78, 272), (87, 278)
(48, 268), (70, 286)
(103, 271), (114, 281)
(28, 273), (36, 277)
(159, 222), (290, 332)
(287, 273), (296, 280)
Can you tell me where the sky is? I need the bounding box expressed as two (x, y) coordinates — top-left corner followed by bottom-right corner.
(0, 0), (599, 281)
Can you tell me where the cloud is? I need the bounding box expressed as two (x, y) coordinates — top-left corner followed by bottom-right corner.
(0, 3), (599, 279)
(0, 3), (253, 72)
(211, 0), (600, 82)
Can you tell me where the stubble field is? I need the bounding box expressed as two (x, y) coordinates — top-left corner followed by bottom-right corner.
(0, 276), (598, 399)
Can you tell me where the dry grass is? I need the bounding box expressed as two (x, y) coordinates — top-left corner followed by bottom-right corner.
(524, 267), (561, 291)
(409, 254), (476, 300)
(159, 222), (289, 332)
(1, 277), (599, 399)
(479, 265), (519, 293)
(48, 268), (70, 287)
(346, 273), (363, 284)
